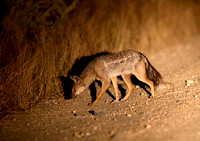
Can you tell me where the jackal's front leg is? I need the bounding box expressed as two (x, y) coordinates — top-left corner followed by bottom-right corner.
(111, 76), (119, 102)
(91, 80), (110, 106)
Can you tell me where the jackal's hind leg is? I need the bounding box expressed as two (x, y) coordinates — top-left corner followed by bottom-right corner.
(121, 74), (135, 101)
(138, 76), (154, 98)
(134, 65), (155, 98)
(111, 76), (119, 102)
(91, 80), (110, 106)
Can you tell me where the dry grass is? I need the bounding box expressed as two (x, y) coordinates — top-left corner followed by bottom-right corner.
(0, 0), (199, 115)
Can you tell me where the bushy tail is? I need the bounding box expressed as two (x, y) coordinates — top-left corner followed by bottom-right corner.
(144, 57), (162, 87)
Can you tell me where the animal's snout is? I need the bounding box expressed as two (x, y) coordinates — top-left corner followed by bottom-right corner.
(71, 93), (77, 99)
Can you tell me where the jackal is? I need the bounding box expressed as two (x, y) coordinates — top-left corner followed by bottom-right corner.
(71, 50), (162, 106)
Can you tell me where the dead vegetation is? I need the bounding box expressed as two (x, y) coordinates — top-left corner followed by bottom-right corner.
(0, 0), (199, 115)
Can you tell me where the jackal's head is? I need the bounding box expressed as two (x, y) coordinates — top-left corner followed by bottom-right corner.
(70, 75), (86, 99)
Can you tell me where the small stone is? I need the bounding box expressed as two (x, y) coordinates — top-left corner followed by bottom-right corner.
(74, 132), (83, 138)
(110, 130), (116, 138)
(194, 95), (198, 98)
(186, 83), (190, 86)
(145, 124), (151, 129)
(88, 110), (95, 115)
(149, 117), (154, 121)
(85, 132), (91, 136)
(13, 118), (16, 121)
(127, 114), (132, 117)
(72, 111), (77, 116)
(93, 126), (98, 131)
(185, 80), (194, 86)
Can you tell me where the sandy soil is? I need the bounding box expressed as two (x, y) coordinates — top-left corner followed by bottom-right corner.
(1, 37), (200, 141)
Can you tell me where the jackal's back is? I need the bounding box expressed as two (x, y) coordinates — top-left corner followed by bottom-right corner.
(96, 50), (143, 78)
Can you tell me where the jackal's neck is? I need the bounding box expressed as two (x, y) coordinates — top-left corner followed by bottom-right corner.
(80, 61), (96, 88)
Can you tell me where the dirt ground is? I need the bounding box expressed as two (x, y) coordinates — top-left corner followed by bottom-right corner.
(1, 36), (200, 141)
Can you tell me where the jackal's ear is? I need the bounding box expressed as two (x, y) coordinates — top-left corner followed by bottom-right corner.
(70, 75), (80, 83)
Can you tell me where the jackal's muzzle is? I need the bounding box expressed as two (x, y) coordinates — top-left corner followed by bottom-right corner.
(71, 93), (77, 99)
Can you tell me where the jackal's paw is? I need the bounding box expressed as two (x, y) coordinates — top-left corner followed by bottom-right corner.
(111, 99), (119, 103)
(120, 98), (128, 102)
(149, 96), (154, 99)
(88, 103), (94, 107)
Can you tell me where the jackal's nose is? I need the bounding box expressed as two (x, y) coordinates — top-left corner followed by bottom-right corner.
(71, 93), (77, 99)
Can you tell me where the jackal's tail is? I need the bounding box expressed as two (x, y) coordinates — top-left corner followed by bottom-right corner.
(144, 57), (162, 87)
